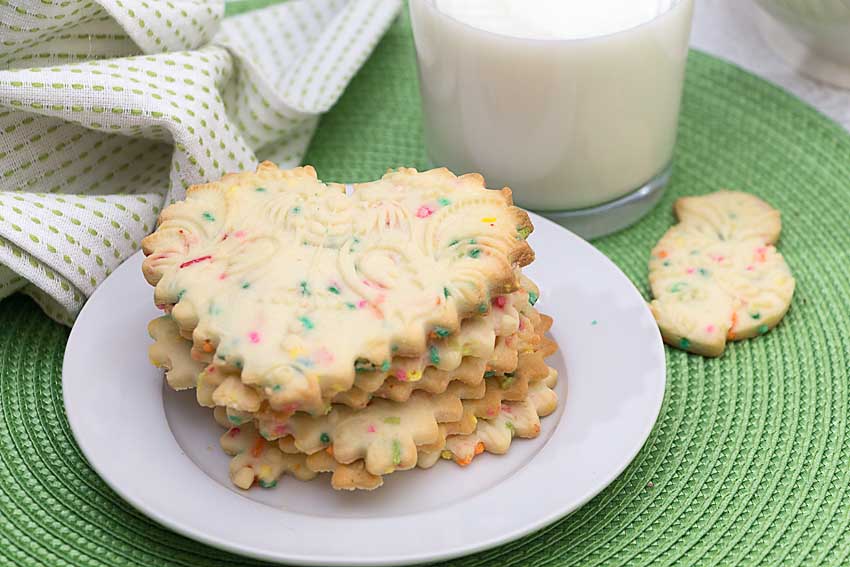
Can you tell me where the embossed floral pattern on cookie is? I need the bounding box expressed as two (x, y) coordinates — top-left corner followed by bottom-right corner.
(142, 163), (534, 414)
(649, 191), (795, 356)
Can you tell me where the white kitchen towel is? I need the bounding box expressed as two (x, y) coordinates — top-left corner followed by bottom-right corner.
(0, 0), (401, 324)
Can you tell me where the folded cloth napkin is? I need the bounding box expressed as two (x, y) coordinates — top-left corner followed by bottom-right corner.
(0, 0), (401, 324)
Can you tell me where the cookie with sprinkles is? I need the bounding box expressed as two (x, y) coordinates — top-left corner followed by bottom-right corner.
(219, 422), (318, 489)
(208, 307), (559, 491)
(441, 371), (559, 467)
(147, 284), (536, 419)
(649, 191), (795, 356)
(142, 162), (534, 415)
(147, 315), (205, 391)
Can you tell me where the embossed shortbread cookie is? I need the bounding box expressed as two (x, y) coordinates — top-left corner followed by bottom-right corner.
(211, 311), (559, 491)
(219, 422), (317, 489)
(307, 360), (559, 490)
(148, 283), (538, 419)
(142, 162), (534, 415)
(649, 191), (795, 356)
(148, 316), (205, 390)
(442, 368), (559, 466)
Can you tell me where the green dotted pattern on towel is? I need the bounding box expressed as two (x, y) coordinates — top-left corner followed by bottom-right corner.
(2, 8), (850, 567)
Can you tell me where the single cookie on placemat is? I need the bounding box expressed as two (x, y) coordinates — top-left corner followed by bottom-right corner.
(649, 191), (795, 356)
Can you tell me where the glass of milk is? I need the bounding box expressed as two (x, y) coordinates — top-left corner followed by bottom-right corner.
(409, 0), (695, 239)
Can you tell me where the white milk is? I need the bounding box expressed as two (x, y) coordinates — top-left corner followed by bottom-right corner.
(410, 0), (694, 212)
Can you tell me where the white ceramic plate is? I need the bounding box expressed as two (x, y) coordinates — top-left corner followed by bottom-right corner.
(63, 213), (665, 566)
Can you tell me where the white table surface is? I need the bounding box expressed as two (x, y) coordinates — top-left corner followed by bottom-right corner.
(691, 0), (850, 130)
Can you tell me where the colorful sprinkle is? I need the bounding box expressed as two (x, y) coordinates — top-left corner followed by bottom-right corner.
(758, 324), (769, 335)
(434, 326), (450, 338)
(298, 316), (314, 330)
(493, 296), (507, 309)
(249, 331), (261, 344)
(228, 414), (243, 425)
(679, 337), (691, 349)
(755, 247), (767, 262)
(381, 360), (391, 372)
(657, 250), (668, 259)
(528, 291), (539, 305)
(255, 187), (267, 192)
(367, 425), (376, 433)
(179, 255), (212, 269)
(500, 375), (516, 389)
(429, 346), (440, 365)
(746, 265), (755, 271)
(345, 302), (356, 310)
(391, 439), (402, 465)
(291, 206), (301, 215)
(706, 325), (716, 333)
(313, 348), (334, 365)
(506, 421), (516, 434)
(443, 287), (451, 298)
(416, 205), (434, 218)
(233, 230), (247, 239)
(481, 217), (496, 223)
(218, 272), (227, 280)
(251, 438), (265, 458)
(517, 225), (532, 240)
(272, 384), (282, 392)
(176, 289), (186, 300)
(662, 260), (671, 267)
(299, 281), (310, 295)
(591, 320), (598, 326)
(328, 285), (340, 295)
(438, 197), (451, 206)
(241, 281), (250, 289)
(468, 248), (481, 258)
(383, 416), (400, 425)
(698, 268), (711, 277)
(258, 479), (277, 489)
(478, 303), (488, 314)
(670, 282), (685, 293)
(686, 267), (696, 274)
(728, 311), (739, 340)
(202, 211), (215, 222)
(751, 313), (761, 320)
(320, 432), (330, 444)
(449, 239), (459, 247)
(484, 370), (496, 378)
(228, 427), (240, 437)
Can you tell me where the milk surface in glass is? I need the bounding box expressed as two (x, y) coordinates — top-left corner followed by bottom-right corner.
(410, 0), (694, 212)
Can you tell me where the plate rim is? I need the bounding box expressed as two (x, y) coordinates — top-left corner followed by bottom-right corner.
(63, 212), (666, 566)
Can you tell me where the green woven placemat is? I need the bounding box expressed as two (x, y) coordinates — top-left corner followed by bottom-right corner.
(3, 9), (850, 567)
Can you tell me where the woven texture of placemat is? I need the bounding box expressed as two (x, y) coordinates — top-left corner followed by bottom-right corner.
(2, 7), (850, 567)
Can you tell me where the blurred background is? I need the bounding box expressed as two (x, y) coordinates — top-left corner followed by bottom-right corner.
(693, 0), (850, 129)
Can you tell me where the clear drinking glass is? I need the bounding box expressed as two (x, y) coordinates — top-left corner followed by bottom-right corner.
(409, 0), (695, 238)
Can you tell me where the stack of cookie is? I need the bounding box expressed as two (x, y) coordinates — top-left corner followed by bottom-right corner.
(143, 163), (560, 490)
